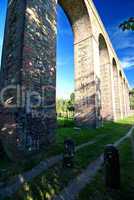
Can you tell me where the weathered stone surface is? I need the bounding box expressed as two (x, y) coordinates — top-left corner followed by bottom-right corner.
(112, 59), (121, 120)
(0, 0), (130, 159)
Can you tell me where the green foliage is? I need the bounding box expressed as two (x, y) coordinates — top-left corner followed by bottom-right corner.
(56, 93), (75, 118)
(8, 116), (134, 200)
(70, 93), (75, 104)
(57, 118), (74, 127)
(1, 116), (134, 200)
(119, 17), (134, 31)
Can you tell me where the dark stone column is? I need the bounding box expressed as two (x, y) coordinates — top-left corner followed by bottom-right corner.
(0, 0), (57, 159)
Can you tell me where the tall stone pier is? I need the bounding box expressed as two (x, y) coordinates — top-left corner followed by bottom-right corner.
(0, 0), (130, 159)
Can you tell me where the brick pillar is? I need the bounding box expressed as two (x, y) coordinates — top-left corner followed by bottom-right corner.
(59, 0), (101, 127)
(125, 84), (130, 116)
(0, 0), (28, 159)
(123, 80), (127, 117)
(119, 75), (126, 118)
(0, 0), (57, 159)
(112, 63), (121, 120)
(74, 35), (97, 127)
(98, 35), (113, 121)
(110, 62), (116, 121)
(22, 0), (57, 145)
(75, 34), (102, 128)
(92, 36), (102, 128)
(118, 74), (123, 119)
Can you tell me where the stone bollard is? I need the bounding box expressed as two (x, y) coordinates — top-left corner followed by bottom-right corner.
(104, 145), (120, 189)
(63, 139), (75, 168)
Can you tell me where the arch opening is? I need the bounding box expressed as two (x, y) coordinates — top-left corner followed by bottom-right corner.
(56, 4), (74, 118)
(58, 0), (92, 44)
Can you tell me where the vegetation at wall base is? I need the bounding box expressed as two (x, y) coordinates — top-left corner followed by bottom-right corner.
(2, 116), (134, 200)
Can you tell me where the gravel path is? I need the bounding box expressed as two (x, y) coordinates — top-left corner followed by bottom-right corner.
(0, 134), (105, 199)
(53, 126), (134, 200)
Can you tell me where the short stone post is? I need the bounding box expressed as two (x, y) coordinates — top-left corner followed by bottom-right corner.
(104, 145), (120, 189)
(63, 139), (75, 168)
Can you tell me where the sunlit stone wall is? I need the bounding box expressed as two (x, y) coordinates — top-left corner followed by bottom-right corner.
(22, 0), (57, 147)
(0, 0), (57, 159)
(0, 0), (131, 159)
(112, 60), (121, 119)
(99, 35), (113, 120)
(59, 0), (98, 127)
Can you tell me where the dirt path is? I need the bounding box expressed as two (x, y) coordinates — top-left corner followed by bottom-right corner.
(53, 126), (134, 200)
(0, 134), (105, 199)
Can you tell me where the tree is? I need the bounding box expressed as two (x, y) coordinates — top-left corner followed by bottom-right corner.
(70, 93), (75, 104)
(56, 93), (75, 118)
(56, 99), (67, 115)
(119, 17), (134, 31)
(67, 93), (75, 113)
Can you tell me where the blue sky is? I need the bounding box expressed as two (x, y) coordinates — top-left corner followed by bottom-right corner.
(0, 0), (134, 99)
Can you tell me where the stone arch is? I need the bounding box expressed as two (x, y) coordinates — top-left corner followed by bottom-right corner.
(98, 34), (113, 120)
(0, 0), (98, 159)
(112, 58), (121, 119)
(57, 1), (96, 127)
(58, 0), (92, 44)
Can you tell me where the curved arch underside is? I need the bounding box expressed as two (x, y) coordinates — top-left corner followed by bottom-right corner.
(58, 0), (92, 44)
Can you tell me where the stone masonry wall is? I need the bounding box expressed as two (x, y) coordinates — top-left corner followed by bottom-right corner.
(0, 0), (27, 159)
(22, 0), (57, 149)
(59, 0), (98, 127)
(113, 63), (121, 119)
(0, 0), (131, 159)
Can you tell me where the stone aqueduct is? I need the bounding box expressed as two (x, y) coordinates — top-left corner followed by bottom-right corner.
(0, 0), (130, 158)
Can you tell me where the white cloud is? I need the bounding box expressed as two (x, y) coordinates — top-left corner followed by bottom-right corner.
(107, 23), (134, 74)
(121, 57), (134, 70)
(107, 25), (134, 51)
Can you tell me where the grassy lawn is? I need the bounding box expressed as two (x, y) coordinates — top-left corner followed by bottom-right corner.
(5, 116), (134, 200)
(78, 131), (134, 200)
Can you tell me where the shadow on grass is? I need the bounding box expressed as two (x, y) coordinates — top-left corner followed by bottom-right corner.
(0, 116), (134, 199)
(78, 137), (134, 200)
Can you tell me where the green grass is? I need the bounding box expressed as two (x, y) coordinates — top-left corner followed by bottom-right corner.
(1, 116), (134, 182)
(57, 117), (75, 127)
(5, 116), (134, 200)
(78, 132), (134, 200)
